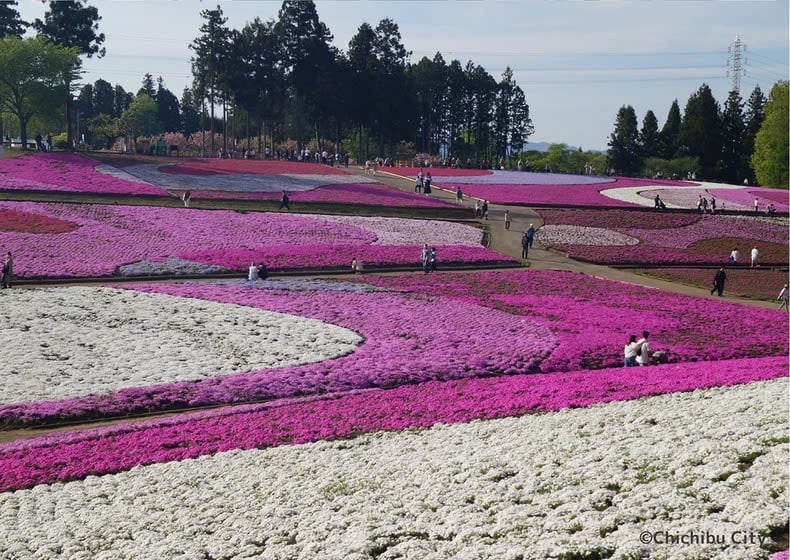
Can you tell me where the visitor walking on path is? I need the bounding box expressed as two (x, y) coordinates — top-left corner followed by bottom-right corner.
(521, 232), (530, 259)
(526, 224), (536, 249)
(279, 191), (291, 211)
(778, 285), (789, 310)
(711, 267), (727, 297)
(750, 247), (759, 268)
(456, 186), (463, 204)
(2, 252), (12, 289)
(504, 210), (511, 230)
(729, 248), (739, 263)
(181, 191), (191, 208)
(481, 200), (489, 220)
(421, 243), (431, 273)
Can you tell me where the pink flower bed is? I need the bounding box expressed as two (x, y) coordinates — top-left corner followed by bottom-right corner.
(0, 208), (79, 234)
(438, 177), (695, 207)
(0, 202), (502, 278)
(190, 182), (454, 207)
(179, 244), (510, 271)
(0, 153), (168, 196)
(706, 188), (790, 212)
(357, 270), (788, 372)
(536, 209), (789, 266)
(0, 281), (556, 427)
(0, 356), (784, 491)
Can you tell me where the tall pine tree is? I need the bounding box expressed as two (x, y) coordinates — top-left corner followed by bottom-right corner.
(607, 105), (642, 176)
(639, 110), (660, 158)
(659, 100), (681, 159)
(680, 84), (721, 178)
(718, 89), (745, 184)
(34, 0), (104, 146)
(0, 0), (27, 39)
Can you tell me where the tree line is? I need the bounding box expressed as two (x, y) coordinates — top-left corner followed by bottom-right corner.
(0, 0), (534, 165)
(607, 81), (789, 188)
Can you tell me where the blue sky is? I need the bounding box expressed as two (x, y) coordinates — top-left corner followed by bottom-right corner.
(16, 0), (790, 151)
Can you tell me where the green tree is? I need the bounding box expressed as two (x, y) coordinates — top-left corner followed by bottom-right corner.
(190, 5), (229, 152)
(92, 78), (114, 116)
(639, 109), (660, 158)
(0, 36), (79, 148)
(119, 93), (161, 144)
(680, 83), (721, 178)
(180, 87), (200, 136)
(607, 105), (642, 176)
(138, 73), (155, 98)
(743, 85), (766, 183)
(89, 113), (119, 148)
(719, 89), (745, 184)
(0, 0), (27, 39)
(752, 81), (789, 188)
(156, 77), (181, 133)
(659, 99), (681, 159)
(113, 84), (132, 117)
(238, 17), (285, 153)
(34, 0), (106, 147)
(275, 0), (333, 149)
(33, 0), (105, 58)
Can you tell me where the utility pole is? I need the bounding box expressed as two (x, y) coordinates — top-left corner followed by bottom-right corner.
(727, 35), (747, 93)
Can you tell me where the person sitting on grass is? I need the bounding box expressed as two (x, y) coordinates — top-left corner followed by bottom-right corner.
(624, 335), (641, 367)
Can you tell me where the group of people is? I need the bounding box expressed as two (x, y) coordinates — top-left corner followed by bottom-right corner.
(414, 169), (432, 194)
(421, 244), (438, 273)
(34, 134), (53, 152)
(728, 247), (760, 268)
(521, 225), (536, 258)
(697, 195), (717, 214)
(624, 331), (655, 367)
(247, 262), (268, 281)
(474, 200), (489, 219)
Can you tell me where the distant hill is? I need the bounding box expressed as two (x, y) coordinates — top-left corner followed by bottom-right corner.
(523, 141), (579, 153)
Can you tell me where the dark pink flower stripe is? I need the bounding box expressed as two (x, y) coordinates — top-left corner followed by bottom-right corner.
(0, 357), (785, 492)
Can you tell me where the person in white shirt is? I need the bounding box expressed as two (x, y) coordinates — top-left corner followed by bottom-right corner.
(751, 247), (759, 268)
(623, 335), (640, 367)
(636, 331), (652, 366)
(247, 263), (259, 281)
(729, 248), (739, 262)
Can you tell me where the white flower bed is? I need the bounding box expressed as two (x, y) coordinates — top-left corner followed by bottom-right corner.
(537, 224), (640, 247)
(600, 183), (754, 209)
(95, 165), (157, 187)
(0, 287), (362, 403)
(119, 164), (375, 192)
(318, 215), (483, 246)
(426, 171), (614, 185)
(1, 380), (785, 559)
